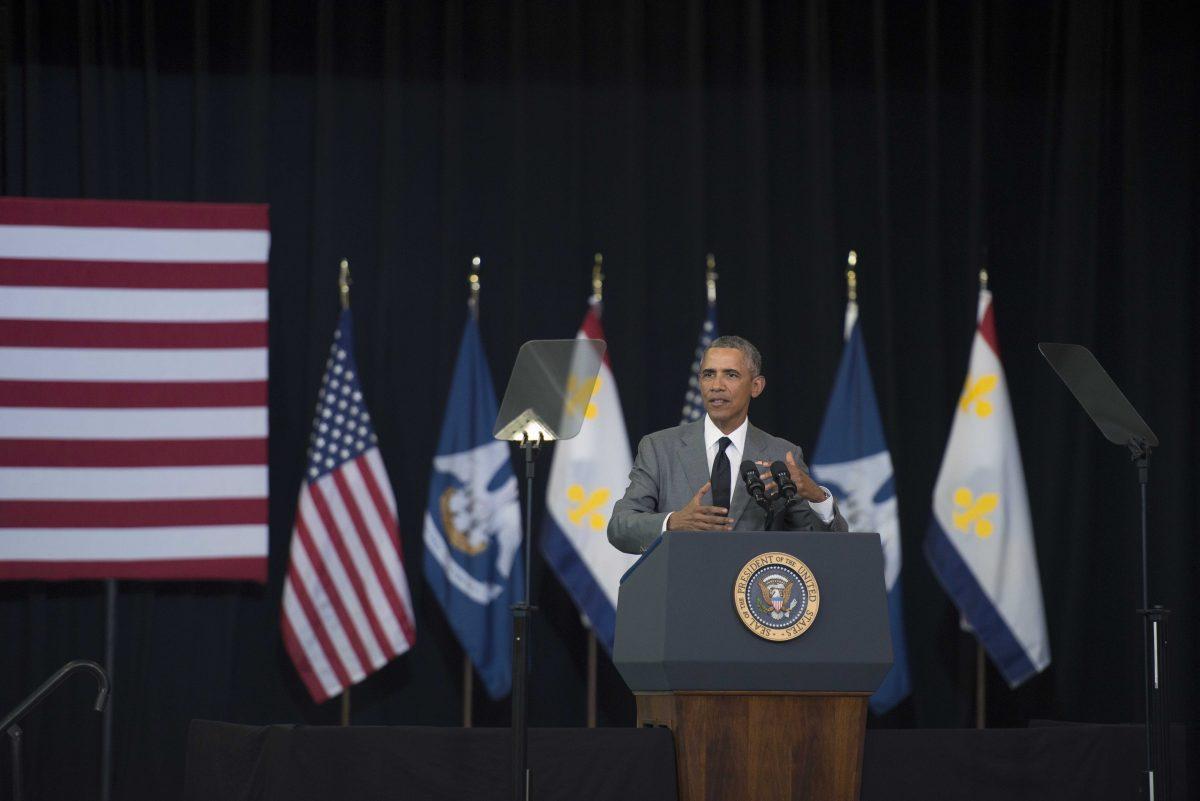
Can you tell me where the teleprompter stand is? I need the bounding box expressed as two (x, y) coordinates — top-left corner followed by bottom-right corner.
(493, 338), (606, 801)
(1039, 342), (1169, 801)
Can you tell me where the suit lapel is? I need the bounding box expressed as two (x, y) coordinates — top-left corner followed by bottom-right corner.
(677, 422), (710, 503)
(730, 424), (770, 525)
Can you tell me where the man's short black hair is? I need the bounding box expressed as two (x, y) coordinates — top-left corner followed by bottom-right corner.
(706, 335), (762, 377)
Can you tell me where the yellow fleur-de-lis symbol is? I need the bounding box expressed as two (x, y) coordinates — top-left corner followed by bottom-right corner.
(952, 487), (999, 538)
(567, 484), (611, 530)
(959, 374), (998, 418)
(566, 375), (602, 420)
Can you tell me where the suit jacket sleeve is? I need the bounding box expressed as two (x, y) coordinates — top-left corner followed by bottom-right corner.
(783, 447), (850, 533)
(607, 435), (670, 554)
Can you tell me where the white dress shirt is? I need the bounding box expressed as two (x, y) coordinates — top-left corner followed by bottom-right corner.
(662, 415), (835, 530)
(704, 413), (749, 499)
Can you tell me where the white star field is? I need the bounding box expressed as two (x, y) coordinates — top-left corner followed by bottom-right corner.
(306, 324), (379, 481)
(681, 315), (716, 423)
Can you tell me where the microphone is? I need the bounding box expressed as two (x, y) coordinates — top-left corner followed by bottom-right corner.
(770, 461), (799, 502)
(739, 460), (768, 504)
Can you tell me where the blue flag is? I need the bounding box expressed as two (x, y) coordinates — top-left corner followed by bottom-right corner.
(811, 305), (911, 714)
(421, 314), (523, 699)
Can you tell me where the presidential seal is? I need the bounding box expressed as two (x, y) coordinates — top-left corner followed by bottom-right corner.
(733, 552), (820, 641)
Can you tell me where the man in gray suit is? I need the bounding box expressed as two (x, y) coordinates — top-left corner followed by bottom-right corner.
(608, 335), (848, 554)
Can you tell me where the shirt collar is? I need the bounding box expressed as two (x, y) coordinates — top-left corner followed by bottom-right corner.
(703, 414), (749, 457)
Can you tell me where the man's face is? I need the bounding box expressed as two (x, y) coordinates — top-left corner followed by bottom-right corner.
(700, 347), (765, 432)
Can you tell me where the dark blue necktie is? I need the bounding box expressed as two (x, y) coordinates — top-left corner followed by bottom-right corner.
(711, 436), (732, 511)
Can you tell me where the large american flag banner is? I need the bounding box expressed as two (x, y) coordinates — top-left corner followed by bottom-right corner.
(282, 310), (416, 702)
(0, 197), (270, 581)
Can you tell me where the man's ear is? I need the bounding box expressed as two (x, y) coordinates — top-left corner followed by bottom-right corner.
(750, 374), (766, 398)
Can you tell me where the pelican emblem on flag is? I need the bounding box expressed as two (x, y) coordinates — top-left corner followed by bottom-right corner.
(433, 443), (521, 573)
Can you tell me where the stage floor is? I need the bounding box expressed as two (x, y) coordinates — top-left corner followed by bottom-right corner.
(185, 719), (1195, 801)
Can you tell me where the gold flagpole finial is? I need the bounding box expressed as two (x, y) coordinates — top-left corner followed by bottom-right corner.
(846, 250), (858, 303)
(979, 267), (989, 291)
(468, 256), (481, 317)
(338, 259), (351, 310)
(591, 253), (604, 305)
(705, 253), (718, 305)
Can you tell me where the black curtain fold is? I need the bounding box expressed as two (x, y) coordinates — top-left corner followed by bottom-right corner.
(2, 2), (1197, 800)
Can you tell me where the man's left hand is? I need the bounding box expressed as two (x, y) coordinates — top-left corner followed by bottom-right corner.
(757, 451), (828, 503)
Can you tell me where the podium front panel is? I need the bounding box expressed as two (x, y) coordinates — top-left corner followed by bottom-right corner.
(614, 531), (893, 693)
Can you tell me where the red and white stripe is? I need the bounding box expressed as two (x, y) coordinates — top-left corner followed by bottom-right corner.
(282, 449), (416, 701)
(0, 197), (269, 581)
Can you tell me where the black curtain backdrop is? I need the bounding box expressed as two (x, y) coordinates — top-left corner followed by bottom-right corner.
(1, 2), (1197, 800)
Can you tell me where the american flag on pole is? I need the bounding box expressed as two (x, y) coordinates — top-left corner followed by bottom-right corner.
(0, 197), (270, 581)
(281, 309), (416, 702)
(680, 299), (718, 424)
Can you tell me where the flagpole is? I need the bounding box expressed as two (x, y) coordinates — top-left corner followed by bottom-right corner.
(462, 256), (482, 729)
(591, 252), (604, 312)
(586, 633), (598, 728)
(468, 255), (481, 318)
(845, 251), (859, 341)
(846, 251), (857, 301)
(705, 253), (717, 306)
(586, 254), (605, 729)
(462, 657), (474, 728)
(339, 258), (351, 312)
(975, 644), (986, 729)
(101, 579), (115, 801)
(338, 259), (352, 727)
(975, 265), (988, 731)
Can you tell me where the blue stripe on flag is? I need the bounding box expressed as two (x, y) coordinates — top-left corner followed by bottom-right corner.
(540, 516), (618, 654)
(924, 518), (1038, 687)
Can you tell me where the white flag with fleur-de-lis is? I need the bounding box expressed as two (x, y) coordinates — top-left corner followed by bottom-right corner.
(925, 288), (1051, 687)
(540, 304), (638, 653)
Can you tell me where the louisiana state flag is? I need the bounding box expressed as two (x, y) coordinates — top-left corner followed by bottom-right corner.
(924, 288), (1050, 686)
(422, 311), (524, 699)
(811, 301), (910, 714)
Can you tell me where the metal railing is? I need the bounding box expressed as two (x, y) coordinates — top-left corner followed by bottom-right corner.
(1, 660), (110, 801)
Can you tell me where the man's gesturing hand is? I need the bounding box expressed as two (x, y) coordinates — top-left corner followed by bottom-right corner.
(666, 481), (734, 531)
(755, 451), (829, 503)
(782, 451), (829, 502)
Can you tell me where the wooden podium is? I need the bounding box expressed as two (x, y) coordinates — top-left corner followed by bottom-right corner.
(613, 531), (892, 801)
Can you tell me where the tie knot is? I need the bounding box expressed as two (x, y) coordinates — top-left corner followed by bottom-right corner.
(717, 436), (731, 454)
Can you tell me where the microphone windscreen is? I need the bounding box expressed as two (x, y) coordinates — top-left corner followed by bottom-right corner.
(770, 461), (797, 498)
(739, 460), (765, 493)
